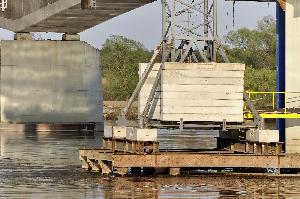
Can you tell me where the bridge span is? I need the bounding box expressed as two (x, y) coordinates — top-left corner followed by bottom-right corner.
(0, 0), (153, 33)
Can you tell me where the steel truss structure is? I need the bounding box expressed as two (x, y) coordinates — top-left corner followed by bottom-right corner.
(161, 0), (229, 63)
(121, 0), (230, 127)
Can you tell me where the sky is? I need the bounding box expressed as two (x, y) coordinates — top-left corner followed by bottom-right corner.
(0, 1), (276, 50)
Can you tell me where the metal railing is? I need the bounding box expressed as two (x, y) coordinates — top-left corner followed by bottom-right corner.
(245, 91), (300, 119)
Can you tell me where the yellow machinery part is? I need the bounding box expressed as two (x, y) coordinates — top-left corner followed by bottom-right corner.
(244, 112), (300, 119)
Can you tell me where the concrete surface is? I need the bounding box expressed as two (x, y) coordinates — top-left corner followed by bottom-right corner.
(126, 128), (158, 141)
(104, 125), (113, 138)
(285, 0), (300, 153)
(0, 40), (103, 124)
(112, 126), (132, 139)
(246, 129), (279, 143)
(0, 0), (153, 33)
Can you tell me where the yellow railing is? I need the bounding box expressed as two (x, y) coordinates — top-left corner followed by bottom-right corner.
(245, 91), (300, 119)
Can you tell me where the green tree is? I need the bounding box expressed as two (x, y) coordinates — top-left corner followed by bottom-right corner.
(244, 67), (276, 92)
(224, 16), (277, 108)
(101, 35), (151, 101)
(224, 15), (276, 69)
(224, 16), (276, 91)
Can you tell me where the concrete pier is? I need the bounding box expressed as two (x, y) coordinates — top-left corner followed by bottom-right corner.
(0, 39), (103, 129)
(285, 0), (300, 153)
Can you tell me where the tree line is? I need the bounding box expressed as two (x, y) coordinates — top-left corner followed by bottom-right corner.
(101, 16), (276, 101)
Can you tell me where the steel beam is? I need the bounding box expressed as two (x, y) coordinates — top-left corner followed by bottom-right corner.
(110, 153), (300, 169)
(80, 149), (300, 169)
(161, 0), (229, 62)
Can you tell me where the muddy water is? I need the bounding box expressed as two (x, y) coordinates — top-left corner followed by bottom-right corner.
(1, 130), (300, 198)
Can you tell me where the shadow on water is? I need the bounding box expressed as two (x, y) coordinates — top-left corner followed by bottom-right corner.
(24, 123), (38, 141)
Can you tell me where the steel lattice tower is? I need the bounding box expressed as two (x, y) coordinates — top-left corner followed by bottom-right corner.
(161, 0), (229, 63)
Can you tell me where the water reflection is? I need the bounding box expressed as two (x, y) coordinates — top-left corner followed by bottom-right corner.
(0, 130), (300, 198)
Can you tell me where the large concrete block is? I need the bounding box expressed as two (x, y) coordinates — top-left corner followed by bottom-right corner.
(139, 62), (245, 122)
(126, 128), (158, 142)
(104, 126), (113, 138)
(0, 40), (103, 125)
(113, 126), (133, 139)
(246, 129), (279, 143)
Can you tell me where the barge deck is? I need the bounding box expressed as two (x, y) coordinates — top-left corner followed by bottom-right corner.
(79, 149), (300, 176)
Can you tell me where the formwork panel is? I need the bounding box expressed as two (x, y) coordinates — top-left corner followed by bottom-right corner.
(138, 63), (161, 120)
(161, 62), (245, 122)
(139, 62), (245, 122)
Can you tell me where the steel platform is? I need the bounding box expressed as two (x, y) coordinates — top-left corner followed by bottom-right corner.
(79, 149), (300, 176)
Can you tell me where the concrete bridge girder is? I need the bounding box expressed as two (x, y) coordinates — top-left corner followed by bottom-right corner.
(0, 0), (153, 33)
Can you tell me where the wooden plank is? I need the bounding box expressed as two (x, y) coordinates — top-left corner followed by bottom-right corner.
(139, 98), (161, 119)
(162, 106), (243, 115)
(138, 63), (161, 120)
(140, 85), (162, 93)
(140, 98), (244, 109)
(162, 84), (244, 92)
(139, 91), (243, 102)
(142, 93), (255, 101)
(139, 105), (161, 118)
(162, 70), (244, 78)
(138, 94), (160, 119)
(161, 92), (243, 100)
(161, 114), (243, 122)
(140, 62), (246, 71)
(139, 95), (161, 102)
(139, 63), (161, 74)
(161, 99), (244, 107)
(163, 62), (245, 71)
(161, 77), (243, 85)
(144, 78), (161, 85)
(138, 62), (245, 122)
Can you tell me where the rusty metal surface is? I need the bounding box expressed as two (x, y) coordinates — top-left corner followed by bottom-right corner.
(79, 149), (112, 161)
(102, 138), (159, 154)
(279, 154), (300, 168)
(112, 153), (283, 168)
(218, 138), (283, 155)
(79, 148), (300, 174)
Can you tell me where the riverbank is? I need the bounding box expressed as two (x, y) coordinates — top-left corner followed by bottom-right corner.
(103, 101), (138, 120)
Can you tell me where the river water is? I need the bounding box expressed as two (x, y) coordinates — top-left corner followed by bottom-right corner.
(1, 130), (300, 198)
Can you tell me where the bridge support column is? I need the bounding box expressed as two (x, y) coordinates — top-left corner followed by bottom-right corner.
(276, 1), (285, 148)
(285, 0), (300, 153)
(0, 39), (103, 131)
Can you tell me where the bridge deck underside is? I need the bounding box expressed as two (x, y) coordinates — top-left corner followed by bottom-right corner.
(0, 0), (153, 33)
(24, 0), (152, 33)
